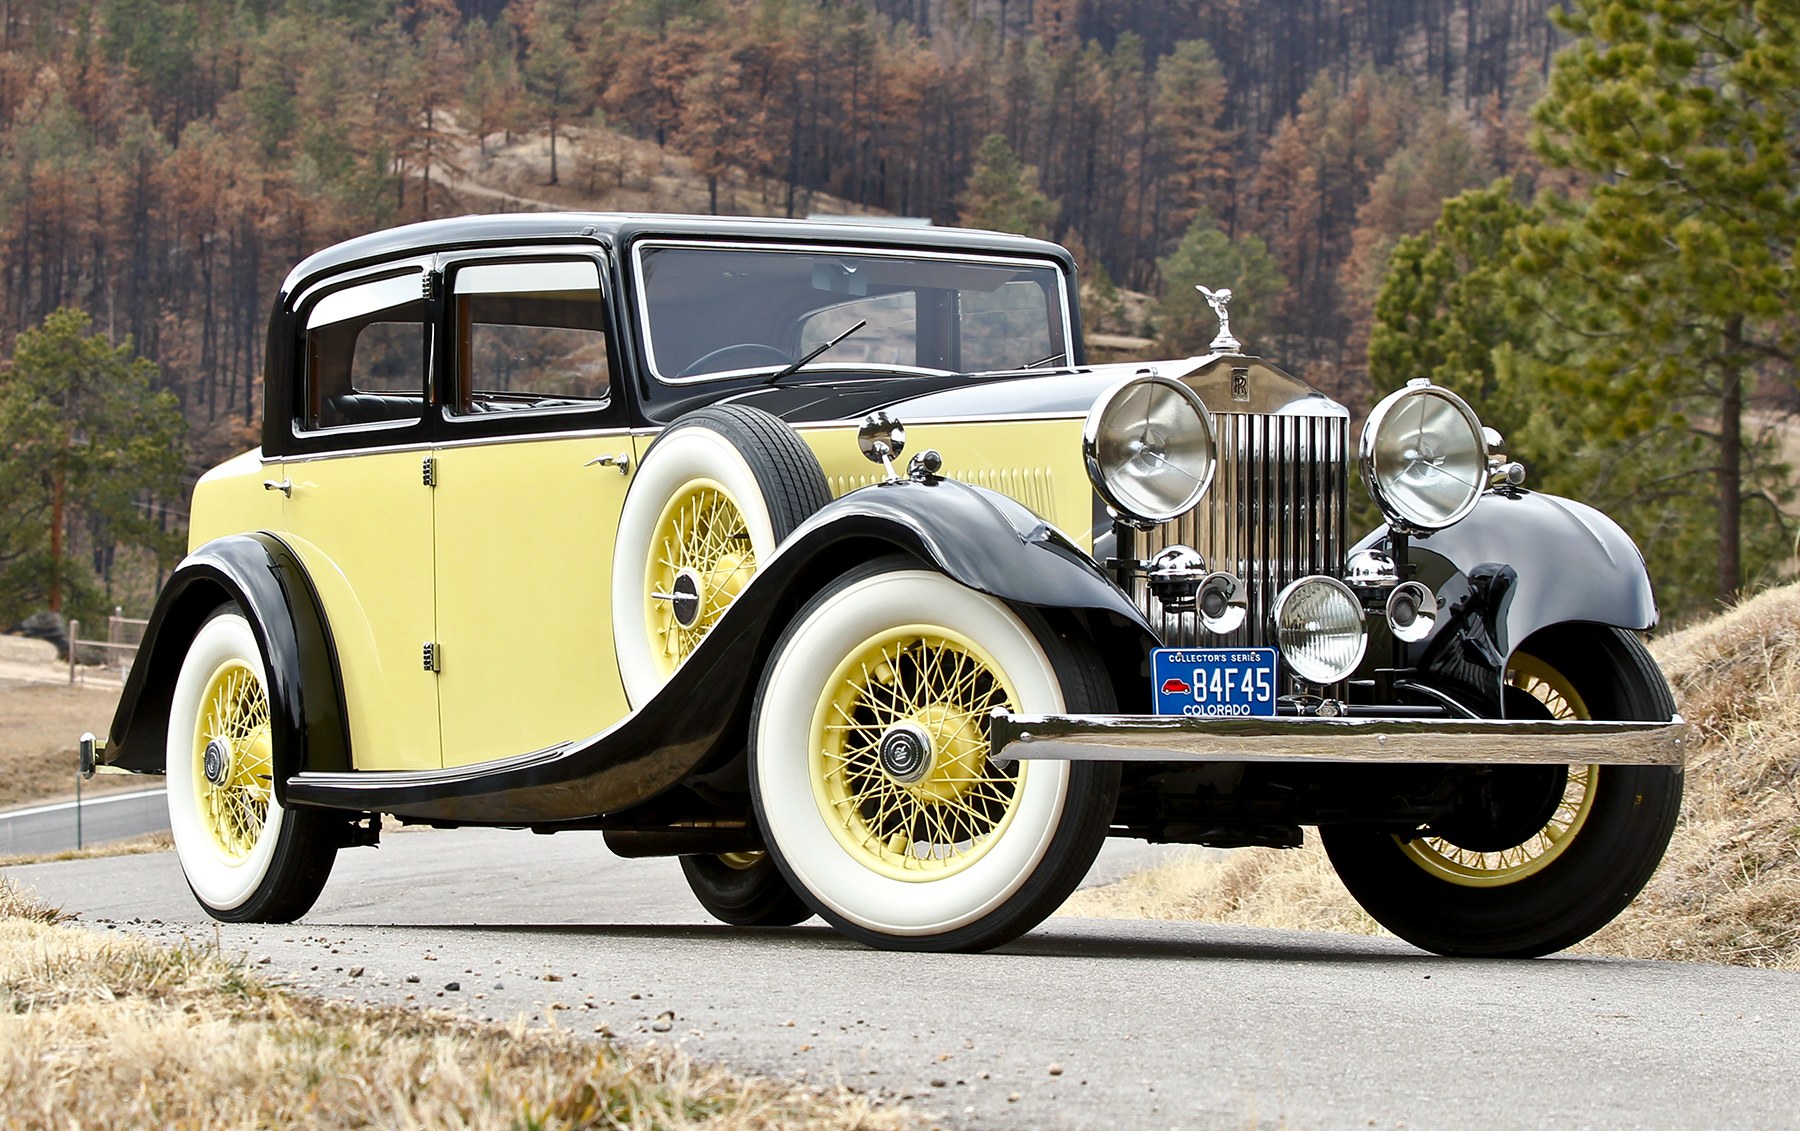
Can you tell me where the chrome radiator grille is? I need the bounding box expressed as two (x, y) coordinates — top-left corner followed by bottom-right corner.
(1135, 412), (1349, 648)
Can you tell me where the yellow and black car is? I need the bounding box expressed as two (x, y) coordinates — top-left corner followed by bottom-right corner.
(84, 213), (1686, 956)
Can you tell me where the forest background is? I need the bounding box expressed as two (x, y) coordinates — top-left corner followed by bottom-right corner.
(0, 0), (1793, 629)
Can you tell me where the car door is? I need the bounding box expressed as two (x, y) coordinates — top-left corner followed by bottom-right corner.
(281, 265), (442, 771)
(430, 253), (634, 768)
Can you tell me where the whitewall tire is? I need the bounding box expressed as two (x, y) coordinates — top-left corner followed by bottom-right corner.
(166, 609), (337, 922)
(750, 561), (1119, 951)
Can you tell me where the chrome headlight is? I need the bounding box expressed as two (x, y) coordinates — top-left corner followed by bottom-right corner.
(1361, 378), (1488, 531)
(1272, 576), (1367, 684)
(1083, 374), (1216, 523)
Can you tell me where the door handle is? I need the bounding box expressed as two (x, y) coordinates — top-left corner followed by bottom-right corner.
(584, 453), (631, 475)
(262, 479), (292, 497)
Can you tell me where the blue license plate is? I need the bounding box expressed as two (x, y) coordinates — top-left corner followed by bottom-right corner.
(1152, 648), (1279, 717)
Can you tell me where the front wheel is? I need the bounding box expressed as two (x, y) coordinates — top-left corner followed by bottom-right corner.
(166, 609), (339, 923)
(750, 561), (1120, 952)
(1321, 625), (1683, 957)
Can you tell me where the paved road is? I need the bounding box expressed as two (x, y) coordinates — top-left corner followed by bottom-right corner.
(8, 830), (1798, 1131)
(0, 787), (168, 857)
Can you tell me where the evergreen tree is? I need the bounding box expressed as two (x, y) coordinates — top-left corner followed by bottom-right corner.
(1153, 211), (1286, 356)
(1522, 0), (1800, 605)
(518, 0), (583, 185)
(0, 308), (186, 622)
(958, 133), (1057, 239)
(1368, 180), (1538, 432)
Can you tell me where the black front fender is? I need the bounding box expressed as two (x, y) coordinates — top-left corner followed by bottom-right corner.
(102, 533), (351, 802)
(749, 476), (1160, 709)
(1357, 490), (1657, 710)
(771, 476), (1154, 633)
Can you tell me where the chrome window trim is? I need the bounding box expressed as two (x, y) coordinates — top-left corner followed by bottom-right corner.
(279, 424), (640, 465)
(291, 258), (434, 314)
(291, 258), (436, 444)
(629, 239), (1076, 386)
(440, 249), (618, 425)
(452, 258), (600, 295)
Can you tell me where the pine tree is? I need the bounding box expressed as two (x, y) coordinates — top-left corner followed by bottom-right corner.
(0, 307), (185, 621)
(1522, 0), (1800, 605)
(1367, 180), (1536, 430)
(1153, 211), (1286, 357)
(958, 133), (1057, 239)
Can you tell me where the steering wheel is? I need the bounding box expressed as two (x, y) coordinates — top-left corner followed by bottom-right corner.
(677, 343), (794, 378)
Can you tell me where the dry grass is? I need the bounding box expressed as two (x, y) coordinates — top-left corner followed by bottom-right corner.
(0, 878), (912, 1131)
(1063, 583), (1800, 969)
(1585, 584), (1800, 967)
(1059, 845), (1381, 939)
(0, 681), (133, 809)
(0, 830), (173, 868)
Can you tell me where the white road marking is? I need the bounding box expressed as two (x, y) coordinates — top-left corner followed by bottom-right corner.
(0, 788), (167, 821)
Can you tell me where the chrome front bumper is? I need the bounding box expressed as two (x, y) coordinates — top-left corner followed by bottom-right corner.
(990, 713), (1689, 767)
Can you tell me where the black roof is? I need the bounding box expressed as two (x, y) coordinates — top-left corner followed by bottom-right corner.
(280, 212), (1077, 298)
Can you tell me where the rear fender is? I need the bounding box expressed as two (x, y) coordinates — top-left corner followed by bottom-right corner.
(102, 533), (350, 803)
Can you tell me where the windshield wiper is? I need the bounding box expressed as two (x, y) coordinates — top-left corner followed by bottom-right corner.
(767, 320), (867, 384)
(1025, 350), (1066, 368)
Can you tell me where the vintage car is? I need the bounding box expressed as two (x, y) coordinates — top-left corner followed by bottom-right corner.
(82, 213), (1686, 956)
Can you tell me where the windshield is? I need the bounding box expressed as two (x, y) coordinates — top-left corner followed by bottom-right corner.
(635, 243), (1072, 382)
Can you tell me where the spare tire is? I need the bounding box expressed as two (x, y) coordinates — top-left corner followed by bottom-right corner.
(612, 405), (832, 706)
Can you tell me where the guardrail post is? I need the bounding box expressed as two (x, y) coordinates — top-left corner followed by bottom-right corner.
(68, 618), (78, 686)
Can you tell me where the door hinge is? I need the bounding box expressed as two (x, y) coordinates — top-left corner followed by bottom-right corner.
(422, 455), (437, 488)
(422, 642), (441, 673)
(422, 273), (437, 301)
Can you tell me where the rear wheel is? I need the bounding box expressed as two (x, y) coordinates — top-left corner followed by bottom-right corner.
(751, 561), (1120, 952)
(166, 610), (339, 923)
(1321, 625), (1682, 957)
(679, 852), (814, 927)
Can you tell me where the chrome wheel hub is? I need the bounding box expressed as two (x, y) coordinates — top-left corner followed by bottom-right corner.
(202, 738), (230, 786)
(877, 722), (934, 785)
(670, 569), (704, 629)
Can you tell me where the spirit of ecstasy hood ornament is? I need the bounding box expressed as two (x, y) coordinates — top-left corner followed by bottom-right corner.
(1196, 285), (1241, 353)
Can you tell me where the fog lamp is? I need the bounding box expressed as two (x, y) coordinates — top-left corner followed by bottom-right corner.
(1147, 545), (1208, 611)
(1272, 576), (1367, 684)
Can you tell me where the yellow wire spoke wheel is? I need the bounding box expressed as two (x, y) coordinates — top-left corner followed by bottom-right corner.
(1397, 653), (1599, 887)
(166, 610), (340, 923)
(810, 626), (1027, 882)
(644, 478), (756, 678)
(191, 658), (274, 863)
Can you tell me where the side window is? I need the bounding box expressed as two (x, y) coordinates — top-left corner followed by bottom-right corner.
(451, 259), (609, 415)
(302, 271), (428, 432)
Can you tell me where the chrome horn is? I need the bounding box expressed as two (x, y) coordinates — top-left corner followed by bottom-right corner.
(1385, 580), (1439, 643)
(1198, 571), (1248, 635)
